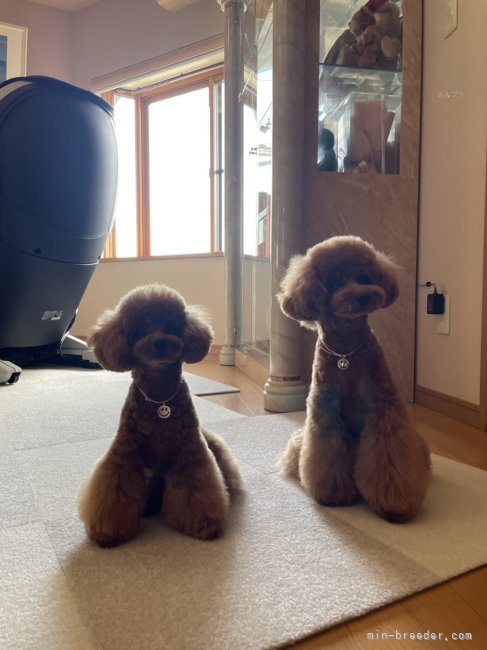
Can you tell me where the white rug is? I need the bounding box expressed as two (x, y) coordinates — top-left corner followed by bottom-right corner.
(0, 370), (486, 649)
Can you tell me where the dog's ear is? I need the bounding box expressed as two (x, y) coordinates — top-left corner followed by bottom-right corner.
(376, 252), (400, 308)
(277, 254), (325, 325)
(87, 309), (134, 372)
(182, 306), (214, 363)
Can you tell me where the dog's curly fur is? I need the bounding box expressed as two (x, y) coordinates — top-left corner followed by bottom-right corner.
(278, 236), (431, 523)
(78, 284), (243, 547)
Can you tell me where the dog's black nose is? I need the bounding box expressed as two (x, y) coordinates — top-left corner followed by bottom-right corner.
(357, 294), (371, 309)
(154, 340), (168, 354)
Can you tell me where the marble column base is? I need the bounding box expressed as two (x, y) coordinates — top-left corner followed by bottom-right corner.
(263, 376), (308, 413)
(219, 345), (236, 366)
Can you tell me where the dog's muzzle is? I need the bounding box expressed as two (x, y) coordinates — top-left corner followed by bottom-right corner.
(133, 333), (183, 366)
(331, 283), (386, 317)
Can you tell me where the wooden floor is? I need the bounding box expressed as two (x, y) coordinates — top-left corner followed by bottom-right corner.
(190, 357), (487, 649)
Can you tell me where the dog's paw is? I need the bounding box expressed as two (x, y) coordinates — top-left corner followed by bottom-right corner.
(379, 509), (416, 524)
(360, 481), (428, 524)
(190, 517), (224, 540)
(171, 515), (224, 541)
(317, 492), (360, 507)
(87, 527), (137, 548)
(95, 534), (128, 548)
(306, 476), (360, 508)
(83, 514), (141, 547)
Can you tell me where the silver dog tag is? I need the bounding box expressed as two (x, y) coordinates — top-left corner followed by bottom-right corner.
(157, 404), (171, 419)
(337, 357), (350, 371)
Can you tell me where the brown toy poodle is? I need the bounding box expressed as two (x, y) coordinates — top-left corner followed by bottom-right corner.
(278, 236), (431, 523)
(78, 284), (242, 547)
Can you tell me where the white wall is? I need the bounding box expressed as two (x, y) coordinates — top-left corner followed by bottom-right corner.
(72, 0), (223, 89)
(0, 0), (74, 81)
(1, 0), (223, 87)
(72, 256), (227, 344)
(416, 0), (487, 404)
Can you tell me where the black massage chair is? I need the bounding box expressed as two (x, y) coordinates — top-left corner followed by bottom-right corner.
(0, 75), (117, 378)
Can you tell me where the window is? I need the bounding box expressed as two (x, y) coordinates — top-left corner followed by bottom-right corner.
(111, 95), (137, 257)
(148, 85), (211, 255)
(103, 68), (224, 258)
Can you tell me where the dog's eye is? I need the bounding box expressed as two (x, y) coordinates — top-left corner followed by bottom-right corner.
(164, 324), (181, 336)
(132, 326), (148, 341)
(325, 278), (341, 292)
(357, 274), (372, 285)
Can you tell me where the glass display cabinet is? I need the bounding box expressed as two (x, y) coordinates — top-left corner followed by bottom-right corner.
(240, 0), (273, 356)
(318, 0), (403, 174)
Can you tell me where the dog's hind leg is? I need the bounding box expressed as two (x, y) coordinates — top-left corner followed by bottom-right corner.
(202, 428), (243, 494)
(354, 413), (431, 523)
(280, 428), (303, 479)
(79, 449), (147, 547)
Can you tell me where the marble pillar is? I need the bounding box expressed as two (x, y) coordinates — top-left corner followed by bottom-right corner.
(218, 0), (246, 366)
(263, 0), (308, 412)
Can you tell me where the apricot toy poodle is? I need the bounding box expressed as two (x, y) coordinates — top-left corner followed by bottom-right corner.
(278, 236), (431, 523)
(79, 284), (242, 547)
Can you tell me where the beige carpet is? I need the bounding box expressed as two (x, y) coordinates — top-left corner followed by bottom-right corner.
(0, 369), (486, 649)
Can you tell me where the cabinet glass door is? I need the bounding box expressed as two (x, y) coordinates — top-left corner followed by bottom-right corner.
(240, 1), (273, 357)
(318, 0), (403, 174)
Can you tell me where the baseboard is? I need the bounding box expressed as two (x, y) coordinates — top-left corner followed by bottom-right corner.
(207, 344), (222, 359)
(415, 386), (486, 430)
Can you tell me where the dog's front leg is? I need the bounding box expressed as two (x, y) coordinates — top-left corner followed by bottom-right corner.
(162, 446), (230, 540)
(78, 450), (147, 547)
(298, 386), (359, 506)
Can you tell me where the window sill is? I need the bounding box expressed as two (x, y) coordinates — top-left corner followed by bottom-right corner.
(101, 251), (224, 263)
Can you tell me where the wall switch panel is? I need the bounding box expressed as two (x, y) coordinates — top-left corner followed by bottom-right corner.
(436, 295), (451, 335)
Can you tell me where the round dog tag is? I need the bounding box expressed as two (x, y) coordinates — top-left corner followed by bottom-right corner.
(157, 404), (171, 419)
(337, 357), (350, 371)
